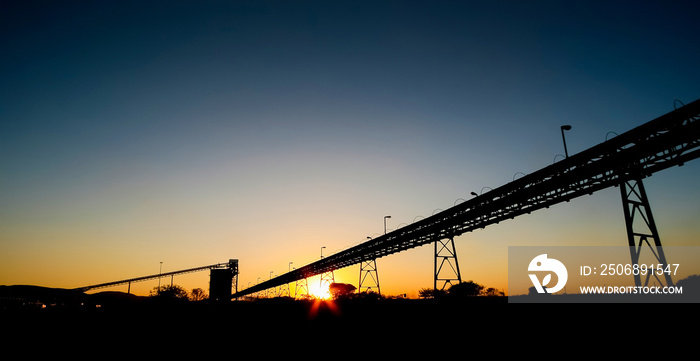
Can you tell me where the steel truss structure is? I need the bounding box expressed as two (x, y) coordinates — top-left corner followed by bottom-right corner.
(233, 99), (700, 299)
(320, 270), (335, 295)
(295, 277), (309, 298)
(435, 237), (462, 291)
(620, 178), (674, 287)
(279, 282), (291, 297)
(359, 259), (380, 294)
(78, 259), (239, 294)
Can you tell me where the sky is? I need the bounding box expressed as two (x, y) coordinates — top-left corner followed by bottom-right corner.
(2, 0), (699, 298)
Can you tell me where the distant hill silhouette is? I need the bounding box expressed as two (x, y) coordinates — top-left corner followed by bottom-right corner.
(0, 285), (150, 310)
(0, 285), (83, 304)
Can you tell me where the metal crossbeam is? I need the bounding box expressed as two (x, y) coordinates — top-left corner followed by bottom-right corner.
(234, 99), (700, 298)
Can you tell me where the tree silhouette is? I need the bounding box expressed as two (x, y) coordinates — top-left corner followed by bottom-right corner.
(328, 283), (356, 299)
(150, 285), (189, 300)
(483, 287), (505, 296)
(419, 281), (503, 299)
(189, 288), (207, 301)
(448, 281), (484, 297)
(418, 288), (446, 299)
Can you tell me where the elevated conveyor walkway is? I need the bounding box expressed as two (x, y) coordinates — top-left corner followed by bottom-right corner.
(234, 99), (700, 298)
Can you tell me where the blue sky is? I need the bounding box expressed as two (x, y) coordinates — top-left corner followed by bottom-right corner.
(2, 1), (699, 296)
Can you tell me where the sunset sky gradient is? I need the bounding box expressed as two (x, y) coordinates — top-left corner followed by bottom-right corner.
(2, 1), (699, 297)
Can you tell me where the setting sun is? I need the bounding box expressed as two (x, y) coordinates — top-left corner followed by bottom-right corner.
(308, 283), (331, 300)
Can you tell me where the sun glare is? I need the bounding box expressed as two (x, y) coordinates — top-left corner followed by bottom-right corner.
(309, 283), (331, 300)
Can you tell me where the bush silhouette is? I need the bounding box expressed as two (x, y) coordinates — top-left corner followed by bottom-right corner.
(448, 281), (484, 297)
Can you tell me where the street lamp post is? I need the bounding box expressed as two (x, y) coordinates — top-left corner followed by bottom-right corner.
(561, 125), (572, 158)
(321, 246), (326, 259)
(384, 215), (391, 235)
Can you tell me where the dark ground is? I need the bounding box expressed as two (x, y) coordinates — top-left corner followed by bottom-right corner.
(1, 286), (514, 343)
(1, 287), (510, 330)
(2, 285), (694, 354)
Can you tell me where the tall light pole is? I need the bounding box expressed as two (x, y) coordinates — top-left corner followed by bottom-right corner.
(158, 261), (163, 289)
(561, 125), (572, 158)
(384, 215), (391, 235)
(321, 246), (326, 259)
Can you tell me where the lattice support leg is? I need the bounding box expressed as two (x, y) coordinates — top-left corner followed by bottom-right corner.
(359, 259), (381, 295)
(295, 278), (309, 298)
(620, 178), (674, 287)
(434, 237), (462, 291)
(279, 283), (290, 297)
(320, 270), (335, 297)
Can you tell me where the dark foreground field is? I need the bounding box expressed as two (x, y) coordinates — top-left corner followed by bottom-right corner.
(1, 286), (513, 343)
(2, 286), (695, 355)
(2, 289), (509, 329)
